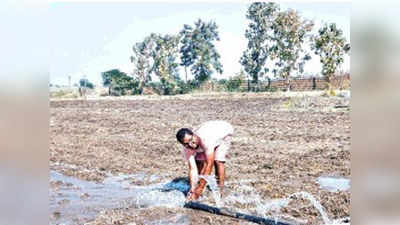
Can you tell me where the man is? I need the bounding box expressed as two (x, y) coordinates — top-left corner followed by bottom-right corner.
(176, 120), (234, 201)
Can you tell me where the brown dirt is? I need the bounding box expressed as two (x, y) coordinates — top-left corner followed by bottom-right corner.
(50, 92), (350, 225)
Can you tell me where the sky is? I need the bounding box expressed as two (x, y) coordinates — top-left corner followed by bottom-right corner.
(49, 1), (350, 86)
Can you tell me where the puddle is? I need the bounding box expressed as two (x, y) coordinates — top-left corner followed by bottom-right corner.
(317, 176), (350, 192)
(50, 170), (185, 225)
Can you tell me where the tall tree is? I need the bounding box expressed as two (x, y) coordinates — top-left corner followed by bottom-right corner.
(311, 23), (350, 86)
(179, 24), (195, 83)
(240, 2), (278, 87)
(130, 34), (156, 92)
(268, 6), (314, 91)
(179, 19), (223, 85)
(151, 34), (181, 94)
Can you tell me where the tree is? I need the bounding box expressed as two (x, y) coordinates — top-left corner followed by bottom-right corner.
(78, 78), (94, 99)
(267, 6), (314, 91)
(179, 24), (195, 83)
(101, 69), (139, 96)
(79, 78), (94, 89)
(311, 23), (350, 87)
(179, 19), (223, 85)
(151, 34), (181, 95)
(131, 35), (156, 92)
(240, 2), (278, 88)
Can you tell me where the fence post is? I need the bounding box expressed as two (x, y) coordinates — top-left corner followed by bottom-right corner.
(312, 77), (316, 90)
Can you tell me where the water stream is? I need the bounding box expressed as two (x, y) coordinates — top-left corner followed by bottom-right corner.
(198, 175), (223, 207)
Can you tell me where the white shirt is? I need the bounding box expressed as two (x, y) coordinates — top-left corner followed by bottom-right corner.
(183, 120), (234, 160)
(195, 120), (233, 153)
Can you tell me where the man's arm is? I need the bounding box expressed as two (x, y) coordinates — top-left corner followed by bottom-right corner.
(193, 144), (215, 198)
(188, 155), (199, 193)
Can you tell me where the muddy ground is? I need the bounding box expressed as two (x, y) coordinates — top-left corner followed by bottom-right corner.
(50, 92), (350, 225)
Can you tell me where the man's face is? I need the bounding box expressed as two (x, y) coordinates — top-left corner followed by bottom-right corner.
(182, 133), (199, 149)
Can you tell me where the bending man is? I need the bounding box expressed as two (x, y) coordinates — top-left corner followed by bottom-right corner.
(176, 120), (234, 201)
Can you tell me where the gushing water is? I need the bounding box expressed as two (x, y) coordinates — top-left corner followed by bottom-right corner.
(198, 176), (296, 223)
(289, 191), (331, 224)
(224, 184), (290, 222)
(223, 181), (349, 225)
(198, 175), (223, 207)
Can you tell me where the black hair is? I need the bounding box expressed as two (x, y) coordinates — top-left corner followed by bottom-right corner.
(176, 128), (193, 144)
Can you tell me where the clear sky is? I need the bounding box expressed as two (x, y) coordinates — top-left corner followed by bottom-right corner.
(49, 1), (350, 86)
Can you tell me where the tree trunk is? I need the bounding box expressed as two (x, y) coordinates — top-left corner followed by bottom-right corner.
(326, 73), (333, 91)
(328, 73), (333, 89)
(312, 77), (316, 90)
(185, 67), (188, 83)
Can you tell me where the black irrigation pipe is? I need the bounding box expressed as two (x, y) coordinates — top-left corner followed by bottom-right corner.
(184, 201), (295, 225)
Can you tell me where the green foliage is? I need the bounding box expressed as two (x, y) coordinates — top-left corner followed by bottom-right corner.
(267, 6), (314, 90)
(149, 79), (197, 95)
(225, 78), (242, 92)
(79, 78), (94, 89)
(101, 69), (140, 96)
(264, 86), (278, 92)
(151, 33), (182, 95)
(180, 24), (196, 82)
(226, 71), (246, 92)
(131, 33), (184, 95)
(217, 79), (228, 86)
(179, 19), (223, 84)
(215, 71), (246, 92)
(311, 23), (350, 84)
(241, 2), (314, 91)
(176, 80), (198, 94)
(131, 35), (156, 90)
(240, 2), (276, 84)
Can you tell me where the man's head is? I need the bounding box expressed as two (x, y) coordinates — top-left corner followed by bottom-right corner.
(176, 128), (200, 149)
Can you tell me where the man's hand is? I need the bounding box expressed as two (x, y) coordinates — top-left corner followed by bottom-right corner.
(186, 186), (204, 201)
(186, 192), (200, 201)
(193, 185), (204, 198)
(186, 190), (200, 201)
(186, 190), (194, 201)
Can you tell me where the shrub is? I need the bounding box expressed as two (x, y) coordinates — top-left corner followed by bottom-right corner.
(176, 80), (198, 94)
(50, 90), (79, 98)
(225, 78), (242, 92)
(264, 86), (278, 92)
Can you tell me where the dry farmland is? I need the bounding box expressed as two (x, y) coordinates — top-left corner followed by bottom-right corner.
(50, 92), (350, 225)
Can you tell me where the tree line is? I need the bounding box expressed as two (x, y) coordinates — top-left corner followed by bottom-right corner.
(101, 2), (350, 95)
